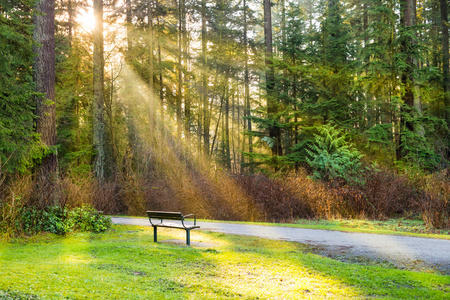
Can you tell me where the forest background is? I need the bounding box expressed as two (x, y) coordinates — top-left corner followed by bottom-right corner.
(1, 0), (450, 235)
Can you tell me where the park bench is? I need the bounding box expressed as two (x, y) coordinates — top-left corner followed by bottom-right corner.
(146, 211), (200, 245)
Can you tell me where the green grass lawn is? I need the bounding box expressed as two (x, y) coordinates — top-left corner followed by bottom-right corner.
(1, 225), (449, 299)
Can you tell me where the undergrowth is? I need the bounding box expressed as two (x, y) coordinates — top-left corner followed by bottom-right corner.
(1, 163), (448, 234)
(88, 166), (450, 229)
(0, 175), (111, 236)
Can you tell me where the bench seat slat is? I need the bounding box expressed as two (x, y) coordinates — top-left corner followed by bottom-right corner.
(147, 211), (183, 220)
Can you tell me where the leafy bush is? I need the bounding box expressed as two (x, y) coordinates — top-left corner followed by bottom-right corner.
(20, 206), (66, 235)
(64, 205), (111, 233)
(306, 125), (364, 184)
(18, 205), (111, 235)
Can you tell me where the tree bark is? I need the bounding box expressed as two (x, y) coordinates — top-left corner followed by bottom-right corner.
(33, 0), (58, 207)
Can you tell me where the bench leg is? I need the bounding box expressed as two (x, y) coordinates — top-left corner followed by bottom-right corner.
(153, 226), (157, 243)
(186, 229), (190, 245)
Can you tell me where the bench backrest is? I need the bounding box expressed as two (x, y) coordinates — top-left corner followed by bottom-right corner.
(147, 211), (183, 221)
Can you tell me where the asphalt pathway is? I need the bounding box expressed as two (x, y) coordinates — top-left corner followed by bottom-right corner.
(111, 217), (450, 271)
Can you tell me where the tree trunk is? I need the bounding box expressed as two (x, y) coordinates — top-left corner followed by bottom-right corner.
(68, 0), (73, 45)
(148, 0), (155, 126)
(264, 0), (281, 157)
(243, 0), (253, 167)
(398, 0), (416, 160)
(93, 0), (107, 182)
(126, 0), (132, 55)
(182, 1), (190, 139)
(202, 0), (209, 155)
(157, 7), (164, 122)
(225, 81), (231, 169)
(441, 0), (450, 125)
(33, 0), (58, 207)
(176, 0), (183, 138)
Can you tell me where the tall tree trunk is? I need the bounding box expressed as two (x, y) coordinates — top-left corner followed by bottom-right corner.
(398, 0), (416, 160)
(225, 80), (231, 169)
(441, 0), (450, 126)
(176, 0), (183, 138)
(264, 0), (281, 157)
(33, 0), (58, 207)
(243, 0), (253, 166)
(68, 0), (73, 45)
(126, 0), (132, 55)
(182, 2), (190, 139)
(93, 0), (107, 182)
(202, 0), (209, 155)
(148, 0), (155, 126)
(157, 7), (164, 122)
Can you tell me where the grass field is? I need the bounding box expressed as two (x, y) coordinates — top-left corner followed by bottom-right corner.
(0, 224), (449, 299)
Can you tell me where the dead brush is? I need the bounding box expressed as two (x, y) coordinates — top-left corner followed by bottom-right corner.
(59, 175), (94, 209)
(121, 173), (147, 216)
(283, 172), (338, 219)
(237, 173), (313, 222)
(359, 169), (419, 219)
(413, 173), (450, 229)
(0, 175), (33, 236)
(91, 179), (126, 215)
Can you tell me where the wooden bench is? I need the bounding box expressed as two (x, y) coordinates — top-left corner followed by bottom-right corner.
(146, 211), (200, 245)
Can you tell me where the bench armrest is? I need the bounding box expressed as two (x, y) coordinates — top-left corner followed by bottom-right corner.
(182, 214), (196, 226)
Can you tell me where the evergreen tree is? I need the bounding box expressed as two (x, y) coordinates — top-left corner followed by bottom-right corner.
(0, 0), (40, 174)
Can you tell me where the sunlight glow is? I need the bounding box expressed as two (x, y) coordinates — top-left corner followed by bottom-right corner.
(117, 63), (257, 220)
(77, 8), (95, 33)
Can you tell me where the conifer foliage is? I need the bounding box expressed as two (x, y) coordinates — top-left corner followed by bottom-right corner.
(0, 1), (40, 173)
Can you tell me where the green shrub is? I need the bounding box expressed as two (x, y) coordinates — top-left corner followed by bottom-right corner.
(64, 205), (111, 233)
(20, 206), (66, 235)
(306, 125), (364, 185)
(18, 205), (111, 235)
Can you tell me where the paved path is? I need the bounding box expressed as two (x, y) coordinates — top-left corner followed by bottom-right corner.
(111, 217), (450, 271)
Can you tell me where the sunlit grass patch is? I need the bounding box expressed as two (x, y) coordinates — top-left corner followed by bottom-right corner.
(0, 225), (448, 299)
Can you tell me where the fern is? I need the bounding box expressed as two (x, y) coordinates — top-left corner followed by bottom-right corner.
(306, 125), (364, 184)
